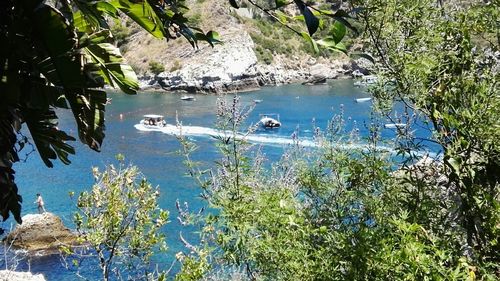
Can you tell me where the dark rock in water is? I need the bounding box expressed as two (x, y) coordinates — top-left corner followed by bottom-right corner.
(3, 212), (79, 255)
(347, 58), (373, 77)
(302, 76), (327, 85)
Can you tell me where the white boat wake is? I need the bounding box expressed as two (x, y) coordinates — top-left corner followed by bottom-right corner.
(135, 123), (318, 147)
(134, 123), (438, 158)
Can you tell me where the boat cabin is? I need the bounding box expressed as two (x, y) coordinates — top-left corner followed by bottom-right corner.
(259, 114), (281, 128)
(142, 114), (166, 127)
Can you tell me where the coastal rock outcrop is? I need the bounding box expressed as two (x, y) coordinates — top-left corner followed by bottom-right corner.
(0, 270), (46, 281)
(156, 31), (260, 93)
(4, 212), (79, 255)
(346, 57), (374, 77)
(301, 63), (339, 85)
(141, 30), (351, 93)
(121, 0), (364, 93)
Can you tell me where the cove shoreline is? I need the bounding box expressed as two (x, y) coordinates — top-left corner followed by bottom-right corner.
(138, 74), (357, 95)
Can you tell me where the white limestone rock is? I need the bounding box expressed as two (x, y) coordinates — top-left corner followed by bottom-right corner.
(4, 212), (79, 255)
(157, 31), (260, 93)
(0, 270), (46, 281)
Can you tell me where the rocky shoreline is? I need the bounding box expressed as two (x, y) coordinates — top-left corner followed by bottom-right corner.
(3, 213), (79, 256)
(0, 270), (45, 281)
(137, 31), (371, 94)
(0, 213), (82, 281)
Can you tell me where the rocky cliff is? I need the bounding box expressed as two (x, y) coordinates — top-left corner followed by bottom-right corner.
(139, 30), (358, 93)
(154, 31), (260, 93)
(120, 1), (371, 94)
(4, 213), (79, 255)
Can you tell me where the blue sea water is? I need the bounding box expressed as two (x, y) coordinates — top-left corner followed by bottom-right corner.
(2, 80), (437, 280)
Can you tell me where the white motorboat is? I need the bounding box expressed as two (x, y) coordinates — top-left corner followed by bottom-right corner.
(355, 97), (372, 103)
(384, 123), (406, 129)
(254, 99), (263, 103)
(181, 95), (196, 101)
(259, 114), (281, 128)
(354, 75), (377, 87)
(141, 114), (166, 127)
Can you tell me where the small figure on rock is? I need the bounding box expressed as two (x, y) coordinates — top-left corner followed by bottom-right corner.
(35, 193), (45, 214)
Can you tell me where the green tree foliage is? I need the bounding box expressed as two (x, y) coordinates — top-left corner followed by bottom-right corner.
(110, 20), (131, 47)
(357, 0), (499, 268)
(0, 0), (352, 225)
(0, 0), (219, 223)
(71, 157), (168, 281)
(175, 97), (487, 280)
(232, 0), (356, 54)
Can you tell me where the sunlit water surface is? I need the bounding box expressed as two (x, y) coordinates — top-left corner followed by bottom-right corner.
(3, 80), (438, 280)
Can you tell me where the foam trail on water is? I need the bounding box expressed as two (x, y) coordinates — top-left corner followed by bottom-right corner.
(135, 124), (438, 158)
(136, 124), (342, 148)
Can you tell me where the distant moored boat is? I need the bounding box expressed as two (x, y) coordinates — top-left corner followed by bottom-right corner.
(384, 123), (406, 129)
(354, 75), (377, 87)
(355, 97), (372, 103)
(181, 95), (196, 101)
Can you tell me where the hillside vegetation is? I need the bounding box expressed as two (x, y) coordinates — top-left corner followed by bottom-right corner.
(115, 0), (354, 78)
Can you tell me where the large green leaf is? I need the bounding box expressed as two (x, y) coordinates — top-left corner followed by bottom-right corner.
(332, 42), (347, 54)
(321, 9), (358, 34)
(301, 32), (319, 53)
(25, 79), (70, 110)
(110, 0), (166, 38)
(0, 112), (23, 223)
(32, 5), (86, 88)
(32, 6), (75, 56)
(23, 108), (76, 167)
(294, 0), (319, 36)
(79, 29), (113, 48)
(316, 38), (347, 54)
(85, 43), (139, 94)
(96, 2), (119, 18)
(330, 21), (346, 44)
(66, 89), (107, 151)
(73, 9), (99, 33)
(73, 0), (114, 33)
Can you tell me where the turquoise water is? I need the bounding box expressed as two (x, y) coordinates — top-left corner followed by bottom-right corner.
(4, 80), (436, 279)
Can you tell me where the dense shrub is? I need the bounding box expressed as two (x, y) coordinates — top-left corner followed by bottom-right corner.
(174, 94), (498, 280)
(254, 45), (273, 64)
(149, 60), (165, 75)
(69, 156), (168, 281)
(110, 20), (131, 47)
